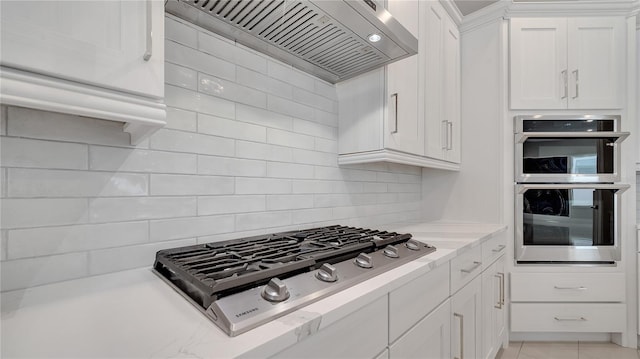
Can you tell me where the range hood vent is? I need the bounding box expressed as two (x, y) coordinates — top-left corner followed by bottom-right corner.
(165, 0), (418, 83)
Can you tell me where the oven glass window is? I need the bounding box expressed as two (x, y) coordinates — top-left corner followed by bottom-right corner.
(523, 188), (616, 246)
(522, 137), (616, 175)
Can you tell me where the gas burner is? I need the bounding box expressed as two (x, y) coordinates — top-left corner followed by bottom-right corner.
(154, 225), (435, 336)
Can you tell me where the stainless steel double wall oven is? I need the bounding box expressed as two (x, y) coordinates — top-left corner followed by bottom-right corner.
(514, 115), (629, 264)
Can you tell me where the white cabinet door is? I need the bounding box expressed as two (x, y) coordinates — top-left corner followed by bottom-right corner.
(567, 17), (625, 109)
(451, 276), (482, 359)
(424, 2), (445, 161)
(386, 0), (423, 156)
(389, 300), (451, 359)
(273, 296), (388, 359)
(481, 256), (506, 359)
(0, 0), (164, 99)
(443, 15), (461, 163)
(510, 18), (568, 109)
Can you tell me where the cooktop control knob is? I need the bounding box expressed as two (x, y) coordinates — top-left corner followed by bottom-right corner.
(383, 245), (400, 258)
(405, 239), (421, 251)
(316, 263), (338, 282)
(262, 278), (290, 302)
(354, 253), (373, 268)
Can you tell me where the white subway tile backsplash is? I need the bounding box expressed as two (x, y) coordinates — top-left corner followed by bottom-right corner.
(292, 149), (337, 167)
(149, 129), (235, 157)
(150, 174), (234, 196)
(8, 169), (148, 197)
(266, 194), (314, 211)
(198, 155), (266, 177)
(314, 80), (338, 101)
(89, 197), (196, 223)
(165, 40), (235, 81)
(90, 146), (197, 174)
(236, 211), (292, 231)
(2, 198), (88, 229)
(89, 238), (196, 275)
(267, 162), (315, 179)
(293, 119), (337, 140)
(1, 252), (89, 291)
(7, 107), (131, 147)
(292, 88), (337, 113)
(198, 195), (266, 215)
(314, 138), (338, 153)
(165, 107), (197, 132)
(1, 137), (88, 170)
(7, 222), (148, 259)
(165, 85), (235, 119)
(236, 105), (293, 131)
(198, 73), (267, 109)
(198, 32), (267, 74)
(267, 61), (315, 92)
(198, 113), (266, 142)
(293, 208), (333, 225)
(150, 215), (235, 242)
(165, 62), (198, 90)
(267, 129), (315, 150)
(267, 95), (315, 122)
(165, 16), (198, 49)
(236, 141), (293, 162)
(236, 178), (292, 194)
(0, 15), (423, 290)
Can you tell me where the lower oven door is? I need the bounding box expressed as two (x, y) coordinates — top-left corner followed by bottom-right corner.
(515, 183), (629, 263)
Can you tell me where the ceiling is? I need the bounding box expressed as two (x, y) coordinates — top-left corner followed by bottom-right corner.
(453, 0), (500, 16)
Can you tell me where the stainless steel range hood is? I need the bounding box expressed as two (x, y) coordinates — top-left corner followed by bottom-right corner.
(165, 0), (418, 83)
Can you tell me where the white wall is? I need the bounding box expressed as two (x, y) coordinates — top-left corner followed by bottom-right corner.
(0, 15), (423, 292)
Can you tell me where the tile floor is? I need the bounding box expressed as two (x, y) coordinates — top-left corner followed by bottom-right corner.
(496, 341), (640, 359)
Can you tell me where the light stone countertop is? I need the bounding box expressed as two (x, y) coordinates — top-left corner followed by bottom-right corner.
(1, 221), (506, 359)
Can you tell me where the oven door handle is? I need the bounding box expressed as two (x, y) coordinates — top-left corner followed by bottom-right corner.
(516, 183), (630, 194)
(514, 131), (629, 144)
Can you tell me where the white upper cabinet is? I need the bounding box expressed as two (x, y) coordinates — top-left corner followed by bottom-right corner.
(386, 0), (423, 156)
(0, 0), (166, 144)
(510, 17), (625, 110)
(337, 0), (461, 170)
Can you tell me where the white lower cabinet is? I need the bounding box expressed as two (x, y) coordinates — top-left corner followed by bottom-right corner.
(272, 295), (388, 359)
(481, 256), (506, 359)
(389, 300), (452, 359)
(511, 303), (626, 332)
(451, 275), (482, 359)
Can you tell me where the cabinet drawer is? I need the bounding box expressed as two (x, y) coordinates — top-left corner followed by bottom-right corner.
(511, 303), (626, 332)
(450, 245), (482, 294)
(511, 272), (625, 302)
(389, 263), (450, 343)
(481, 232), (506, 268)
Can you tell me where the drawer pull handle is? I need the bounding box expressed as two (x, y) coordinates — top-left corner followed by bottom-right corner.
(492, 245), (506, 253)
(554, 286), (587, 290)
(554, 316), (587, 321)
(460, 261), (481, 274)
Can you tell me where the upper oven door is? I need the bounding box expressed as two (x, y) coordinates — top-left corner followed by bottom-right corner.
(515, 115), (629, 183)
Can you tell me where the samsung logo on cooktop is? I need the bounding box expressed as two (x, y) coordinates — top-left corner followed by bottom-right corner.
(235, 308), (259, 318)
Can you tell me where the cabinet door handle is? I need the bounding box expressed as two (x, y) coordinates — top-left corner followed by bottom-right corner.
(447, 121), (453, 150)
(454, 312), (464, 359)
(441, 120), (448, 149)
(460, 261), (481, 274)
(499, 272), (505, 305)
(494, 274), (503, 309)
(572, 69), (579, 99)
(143, 0), (153, 61)
(492, 245), (506, 253)
(554, 316), (587, 321)
(390, 93), (398, 134)
(561, 70), (568, 99)
(554, 286), (587, 290)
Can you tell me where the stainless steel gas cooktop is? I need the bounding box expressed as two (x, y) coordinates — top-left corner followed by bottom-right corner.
(154, 225), (435, 336)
